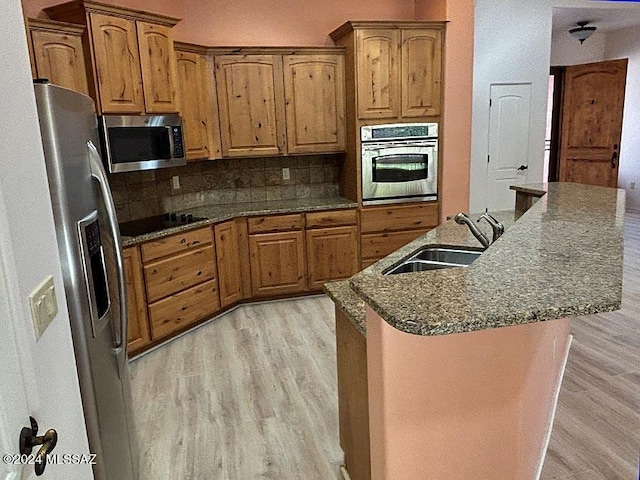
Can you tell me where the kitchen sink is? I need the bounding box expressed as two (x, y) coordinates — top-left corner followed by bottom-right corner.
(384, 246), (483, 275)
(411, 247), (483, 265)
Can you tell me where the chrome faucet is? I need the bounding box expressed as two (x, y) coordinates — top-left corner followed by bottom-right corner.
(454, 213), (490, 248)
(477, 213), (505, 244)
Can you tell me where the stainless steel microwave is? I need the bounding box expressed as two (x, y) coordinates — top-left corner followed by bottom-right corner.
(99, 114), (186, 173)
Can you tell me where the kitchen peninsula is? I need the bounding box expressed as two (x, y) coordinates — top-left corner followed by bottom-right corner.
(326, 182), (625, 480)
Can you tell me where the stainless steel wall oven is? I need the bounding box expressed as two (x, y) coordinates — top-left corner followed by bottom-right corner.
(361, 123), (438, 205)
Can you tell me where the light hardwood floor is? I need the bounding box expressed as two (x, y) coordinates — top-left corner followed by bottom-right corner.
(130, 211), (639, 479)
(129, 296), (344, 479)
(541, 210), (640, 480)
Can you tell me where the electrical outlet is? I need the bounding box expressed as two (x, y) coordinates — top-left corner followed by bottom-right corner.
(282, 168), (290, 181)
(29, 276), (58, 340)
(172, 175), (180, 190)
(630, 181), (636, 190)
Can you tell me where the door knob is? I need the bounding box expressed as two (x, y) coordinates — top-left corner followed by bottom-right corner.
(517, 165), (528, 171)
(19, 416), (58, 476)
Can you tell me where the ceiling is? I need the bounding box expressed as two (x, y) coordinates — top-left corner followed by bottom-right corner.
(552, 5), (640, 33)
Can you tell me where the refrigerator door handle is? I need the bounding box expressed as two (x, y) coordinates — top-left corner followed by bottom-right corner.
(87, 141), (127, 361)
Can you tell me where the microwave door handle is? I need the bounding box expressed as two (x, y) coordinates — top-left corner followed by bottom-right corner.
(87, 141), (127, 364)
(166, 126), (175, 156)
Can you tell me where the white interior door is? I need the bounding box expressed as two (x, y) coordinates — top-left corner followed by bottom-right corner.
(0, 1), (93, 478)
(0, 259), (29, 480)
(487, 84), (532, 211)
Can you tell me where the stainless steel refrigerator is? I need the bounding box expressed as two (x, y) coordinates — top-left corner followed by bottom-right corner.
(34, 81), (138, 480)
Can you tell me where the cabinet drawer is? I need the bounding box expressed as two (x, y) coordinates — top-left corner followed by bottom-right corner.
(360, 203), (438, 233)
(361, 229), (427, 260)
(148, 279), (220, 341)
(248, 213), (305, 233)
(141, 226), (212, 262)
(143, 245), (216, 303)
(306, 209), (357, 228)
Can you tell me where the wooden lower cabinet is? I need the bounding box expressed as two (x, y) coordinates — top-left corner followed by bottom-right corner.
(134, 226), (221, 348)
(306, 226), (358, 290)
(148, 279), (220, 341)
(125, 209), (361, 353)
(214, 218), (251, 307)
(123, 246), (151, 355)
(143, 245), (216, 303)
(249, 231), (307, 297)
(359, 202), (439, 268)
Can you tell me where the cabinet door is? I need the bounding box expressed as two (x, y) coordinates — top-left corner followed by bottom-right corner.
(283, 54), (346, 154)
(249, 231), (306, 297)
(306, 226), (359, 290)
(401, 29), (442, 118)
(88, 13), (144, 113)
(215, 55), (286, 157)
(137, 21), (180, 113)
(356, 29), (399, 120)
(31, 30), (89, 95)
(176, 51), (212, 159)
(214, 219), (251, 307)
(123, 246), (151, 355)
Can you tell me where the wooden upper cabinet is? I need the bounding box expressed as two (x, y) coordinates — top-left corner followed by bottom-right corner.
(215, 55), (286, 157)
(356, 29), (399, 120)
(176, 51), (209, 159)
(136, 22), (179, 113)
(29, 19), (89, 95)
(331, 21), (445, 122)
(175, 47), (222, 160)
(283, 54), (346, 154)
(88, 13), (144, 113)
(401, 29), (442, 118)
(45, 1), (181, 115)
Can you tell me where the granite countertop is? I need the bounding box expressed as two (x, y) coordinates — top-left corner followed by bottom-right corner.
(510, 183), (548, 197)
(324, 280), (366, 335)
(121, 196), (358, 247)
(344, 183), (625, 337)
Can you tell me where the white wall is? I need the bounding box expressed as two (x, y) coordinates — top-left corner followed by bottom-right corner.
(550, 29), (606, 66)
(605, 26), (640, 211)
(0, 1), (93, 478)
(471, 0), (553, 212)
(471, 0), (640, 213)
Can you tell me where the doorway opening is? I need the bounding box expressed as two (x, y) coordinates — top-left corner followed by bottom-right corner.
(544, 67), (564, 183)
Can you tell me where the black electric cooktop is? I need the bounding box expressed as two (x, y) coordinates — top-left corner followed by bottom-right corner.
(119, 212), (208, 237)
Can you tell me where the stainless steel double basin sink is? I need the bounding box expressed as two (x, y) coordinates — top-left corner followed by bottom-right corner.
(383, 246), (484, 275)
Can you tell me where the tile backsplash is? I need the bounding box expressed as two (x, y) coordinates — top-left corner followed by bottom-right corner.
(110, 155), (342, 222)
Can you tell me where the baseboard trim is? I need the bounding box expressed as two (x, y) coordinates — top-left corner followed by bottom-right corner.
(129, 293), (327, 361)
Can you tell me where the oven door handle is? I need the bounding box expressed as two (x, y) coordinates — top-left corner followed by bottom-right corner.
(363, 140), (438, 149)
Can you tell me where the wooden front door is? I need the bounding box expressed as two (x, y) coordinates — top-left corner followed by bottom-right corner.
(559, 59), (627, 187)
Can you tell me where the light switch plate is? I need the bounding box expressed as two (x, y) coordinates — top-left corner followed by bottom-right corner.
(172, 175), (181, 190)
(29, 276), (58, 340)
(282, 168), (290, 181)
